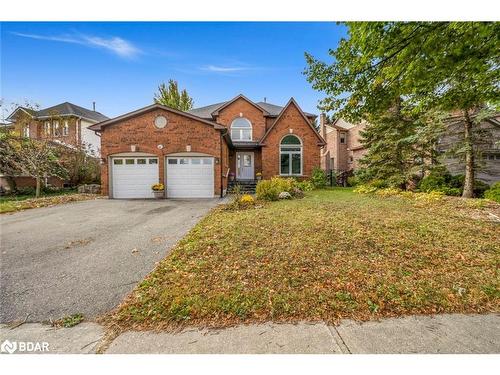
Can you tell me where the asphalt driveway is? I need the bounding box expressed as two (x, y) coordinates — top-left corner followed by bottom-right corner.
(0, 198), (220, 323)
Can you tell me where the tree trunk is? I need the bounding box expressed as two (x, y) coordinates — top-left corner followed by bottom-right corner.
(35, 176), (41, 198)
(462, 110), (475, 198)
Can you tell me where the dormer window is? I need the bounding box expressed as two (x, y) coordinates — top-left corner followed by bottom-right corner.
(230, 118), (252, 141)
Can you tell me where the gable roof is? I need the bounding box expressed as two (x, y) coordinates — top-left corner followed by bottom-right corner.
(187, 96), (316, 119)
(259, 98), (326, 146)
(88, 103), (226, 132)
(210, 94), (270, 116)
(6, 102), (108, 123)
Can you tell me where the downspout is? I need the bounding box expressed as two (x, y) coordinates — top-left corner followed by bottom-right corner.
(220, 128), (228, 198)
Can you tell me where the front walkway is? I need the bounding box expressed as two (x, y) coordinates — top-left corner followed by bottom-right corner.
(1, 313), (498, 354)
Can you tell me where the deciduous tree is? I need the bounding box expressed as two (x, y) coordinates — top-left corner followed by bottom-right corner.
(154, 79), (194, 111)
(305, 22), (500, 197)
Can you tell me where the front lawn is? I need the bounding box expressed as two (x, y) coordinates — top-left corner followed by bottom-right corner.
(0, 192), (101, 213)
(107, 188), (499, 331)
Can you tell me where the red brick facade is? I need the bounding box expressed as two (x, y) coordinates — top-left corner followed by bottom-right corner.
(261, 102), (322, 179)
(99, 108), (228, 196)
(94, 96), (324, 198)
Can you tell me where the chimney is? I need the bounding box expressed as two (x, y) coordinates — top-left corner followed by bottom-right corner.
(320, 113), (327, 140)
(92, 101), (96, 112)
(263, 97), (267, 103)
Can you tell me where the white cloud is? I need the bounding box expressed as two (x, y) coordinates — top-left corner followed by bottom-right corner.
(11, 31), (141, 58)
(200, 65), (249, 73)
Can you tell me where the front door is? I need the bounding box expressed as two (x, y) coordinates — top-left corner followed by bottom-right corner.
(236, 152), (254, 180)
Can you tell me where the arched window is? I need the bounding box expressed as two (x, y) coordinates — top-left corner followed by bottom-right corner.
(280, 135), (302, 176)
(230, 118), (252, 141)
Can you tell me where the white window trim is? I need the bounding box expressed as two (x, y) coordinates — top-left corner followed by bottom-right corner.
(44, 121), (51, 136)
(279, 135), (303, 176)
(62, 120), (69, 136)
(23, 125), (30, 138)
(53, 121), (60, 137)
(230, 118), (252, 141)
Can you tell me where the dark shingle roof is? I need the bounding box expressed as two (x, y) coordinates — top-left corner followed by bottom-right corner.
(187, 99), (316, 119)
(35, 102), (109, 122)
(187, 101), (228, 119)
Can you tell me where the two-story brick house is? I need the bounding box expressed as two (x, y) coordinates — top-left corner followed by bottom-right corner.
(1, 102), (108, 191)
(89, 94), (325, 199)
(320, 114), (367, 173)
(6, 102), (108, 155)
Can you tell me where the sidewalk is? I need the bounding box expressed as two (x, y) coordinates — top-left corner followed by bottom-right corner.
(1, 313), (498, 354)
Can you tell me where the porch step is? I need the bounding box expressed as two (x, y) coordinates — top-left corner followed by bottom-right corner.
(227, 180), (258, 194)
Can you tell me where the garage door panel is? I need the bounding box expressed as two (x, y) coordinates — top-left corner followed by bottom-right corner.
(112, 157), (159, 198)
(166, 157), (214, 198)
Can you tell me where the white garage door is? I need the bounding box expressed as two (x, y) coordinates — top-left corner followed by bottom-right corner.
(166, 157), (214, 198)
(111, 157), (159, 198)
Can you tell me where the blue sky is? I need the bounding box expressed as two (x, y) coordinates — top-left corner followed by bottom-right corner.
(1, 22), (345, 119)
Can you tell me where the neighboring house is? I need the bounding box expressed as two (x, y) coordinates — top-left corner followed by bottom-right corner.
(437, 112), (500, 185)
(89, 94), (325, 199)
(320, 111), (500, 185)
(1, 102), (108, 192)
(319, 114), (367, 172)
(6, 101), (108, 155)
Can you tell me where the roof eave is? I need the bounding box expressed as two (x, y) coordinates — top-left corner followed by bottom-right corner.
(89, 103), (224, 132)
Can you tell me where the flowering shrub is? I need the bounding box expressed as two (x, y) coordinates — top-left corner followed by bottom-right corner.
(151, 183), (165, 191)
(239, 194), (255, 205)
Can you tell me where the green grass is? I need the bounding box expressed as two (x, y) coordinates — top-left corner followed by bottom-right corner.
(108, 189), (500, 331)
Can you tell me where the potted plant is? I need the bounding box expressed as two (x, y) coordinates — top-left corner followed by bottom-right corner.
(256, 172), (262, 181)
(151, 183), (165, 199)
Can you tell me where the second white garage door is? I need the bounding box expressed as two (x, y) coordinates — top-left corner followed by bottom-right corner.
(166, 157), (214, 198)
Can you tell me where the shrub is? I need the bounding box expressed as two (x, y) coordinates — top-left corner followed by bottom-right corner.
(369, 179), (388, 189)
(295, 180), (314, 192)
(256, 177), (296, 201)
(310, 167), (328, 188)
(239, 194), (255, 205)
(419, 171), (490, 198)
(347, 176), (359, 187)
(484, 182), (500, 203)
